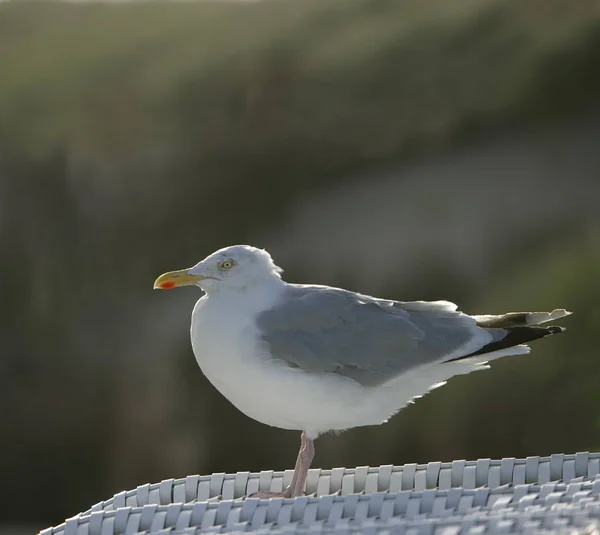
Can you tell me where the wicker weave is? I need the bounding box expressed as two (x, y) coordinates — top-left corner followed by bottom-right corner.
(40, 452), (600, 535)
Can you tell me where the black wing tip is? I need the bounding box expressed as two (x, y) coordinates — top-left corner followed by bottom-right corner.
(451, 324), (565, 361)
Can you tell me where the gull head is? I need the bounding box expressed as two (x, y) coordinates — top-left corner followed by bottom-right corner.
(153, 245), (283, 294)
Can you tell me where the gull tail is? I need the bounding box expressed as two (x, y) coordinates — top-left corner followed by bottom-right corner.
(472, 308), (572, 328)
(452, 309), (572, 361)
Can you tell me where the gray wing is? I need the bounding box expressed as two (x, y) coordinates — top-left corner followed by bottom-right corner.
(256, 285), (500, 387)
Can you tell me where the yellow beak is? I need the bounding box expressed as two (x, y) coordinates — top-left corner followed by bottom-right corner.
(153, 268), (207, 290)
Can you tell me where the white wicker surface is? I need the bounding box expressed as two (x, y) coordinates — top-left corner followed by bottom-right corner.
(40, 452), (600, 535)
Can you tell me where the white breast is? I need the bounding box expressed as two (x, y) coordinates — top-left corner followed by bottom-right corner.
(190, 285), (378, 437)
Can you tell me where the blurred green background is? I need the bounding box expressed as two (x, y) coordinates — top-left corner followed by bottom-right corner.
(1, 0), (599, 532)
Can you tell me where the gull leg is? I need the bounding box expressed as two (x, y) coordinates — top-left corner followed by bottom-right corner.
(285, 431), (306, 495)
(248, 431), (314, 499)
(290, 432), (314, 497)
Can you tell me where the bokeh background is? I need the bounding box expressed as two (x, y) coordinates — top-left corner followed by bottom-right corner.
(1, 0), (600, 532)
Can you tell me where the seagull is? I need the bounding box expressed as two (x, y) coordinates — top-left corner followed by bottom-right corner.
(154, 245), (571, 498)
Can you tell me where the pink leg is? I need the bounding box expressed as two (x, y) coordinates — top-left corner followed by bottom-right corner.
(284, 432), (306, 495)
(290, 432), (314, 497)
(249, 431), (315, 499)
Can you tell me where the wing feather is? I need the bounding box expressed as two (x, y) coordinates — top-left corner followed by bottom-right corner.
(256, 285), (491, 387)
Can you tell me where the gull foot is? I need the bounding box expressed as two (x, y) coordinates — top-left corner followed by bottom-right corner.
(248, 489), (293, 499)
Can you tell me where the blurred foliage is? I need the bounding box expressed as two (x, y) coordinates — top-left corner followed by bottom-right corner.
(2, 0), (600, 158)
(1, 0), (600, 531)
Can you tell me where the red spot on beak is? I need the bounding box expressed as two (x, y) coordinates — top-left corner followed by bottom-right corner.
(160, 282), (176, 290)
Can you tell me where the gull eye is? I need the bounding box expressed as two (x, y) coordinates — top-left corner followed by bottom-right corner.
(219, 260), (235, 271)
